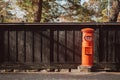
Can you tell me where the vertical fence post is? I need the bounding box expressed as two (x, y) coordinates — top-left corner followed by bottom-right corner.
(50, 29), (54, 64)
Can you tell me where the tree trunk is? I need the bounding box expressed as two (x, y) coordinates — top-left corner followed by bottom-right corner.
(0, 15), (4, 23)
(109, 0), (120, 22)
(34, 0), (43, 22)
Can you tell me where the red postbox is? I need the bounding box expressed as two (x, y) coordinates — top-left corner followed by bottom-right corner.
(81, 28), (94, 67)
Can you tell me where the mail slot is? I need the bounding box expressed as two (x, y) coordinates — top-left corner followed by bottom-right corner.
(85, 47), (92, 55)
(81, 28), (94, 67)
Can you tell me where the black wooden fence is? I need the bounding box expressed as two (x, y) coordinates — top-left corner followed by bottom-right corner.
(0, 23), (120, 71)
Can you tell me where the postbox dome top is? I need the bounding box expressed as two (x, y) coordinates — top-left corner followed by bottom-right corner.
(81, 28), (94, 33)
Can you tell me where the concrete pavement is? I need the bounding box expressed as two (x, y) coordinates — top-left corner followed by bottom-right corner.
(0, 72), (120, 80)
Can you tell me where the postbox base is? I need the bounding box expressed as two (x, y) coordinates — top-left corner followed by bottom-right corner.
(77, 65), (93, 72)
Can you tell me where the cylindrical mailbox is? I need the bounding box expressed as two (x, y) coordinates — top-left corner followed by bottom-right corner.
(81, 28), (94, 67)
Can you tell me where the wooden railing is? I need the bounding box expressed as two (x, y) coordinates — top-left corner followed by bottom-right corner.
(0, 23), (119, 71)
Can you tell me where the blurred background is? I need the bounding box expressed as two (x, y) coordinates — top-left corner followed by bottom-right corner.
(0, 0), (120, 23)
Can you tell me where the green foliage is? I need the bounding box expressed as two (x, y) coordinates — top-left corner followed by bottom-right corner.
(16, 0), (36, 22)
(0, 0), (13, 22)
(41, 1), (62, 22)
(0, 0), (119, 22)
